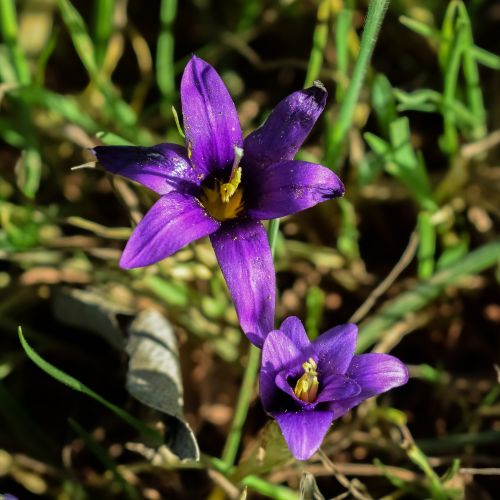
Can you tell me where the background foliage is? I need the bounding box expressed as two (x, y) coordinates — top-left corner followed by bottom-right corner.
(1, 0), (499, 498)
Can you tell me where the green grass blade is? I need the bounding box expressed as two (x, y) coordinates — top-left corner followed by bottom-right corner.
(399, 15), (439, 40)
(241, 475), (298, 500)
(157, 0), (177, 117)
(325, 0), (390, 168)
(93, 0), (116, 67)
(371, 73), (397, 137)
(18, 326), (163, 445)
(457, 2), (486, 140)
(472, 45), (500, 69)
(417, 211), (436, 279)
(357, 240), (500, 352)
(0, 0), (31, 84)
(304, 0), (330, 88)
(57, 0), (98, 78)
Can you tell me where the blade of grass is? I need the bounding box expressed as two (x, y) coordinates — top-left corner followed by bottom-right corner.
(0, 0), (30, 84)
(325, 0), (390, 169)
(441, 22), (466, 155)
(417, 211), (436, 279)
(157, 0), (177, 117)
(93, 0), (116, 67)
(334, 7), (353, 102)
(457, 2), (486, 140)
(304, 0), (330, 88)
(241, 475), (298, 500)
(18, 326), (163, 445)
(357, 240), (500, 352)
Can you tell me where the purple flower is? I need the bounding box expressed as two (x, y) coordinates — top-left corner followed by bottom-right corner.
(93, 56), (344, 347)
(260, 317), (408, 460)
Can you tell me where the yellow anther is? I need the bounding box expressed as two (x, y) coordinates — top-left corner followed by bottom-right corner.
(220, 167), (242, 203)
(294, 358), (319, 403)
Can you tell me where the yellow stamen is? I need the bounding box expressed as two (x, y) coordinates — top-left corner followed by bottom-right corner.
(220, 167), (242, 203)
(294, 358), (319, 403)
(220, 146), (244, 203)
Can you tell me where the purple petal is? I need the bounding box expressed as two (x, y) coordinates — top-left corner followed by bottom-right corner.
(246, 160), (344, 220)
(327, 353), (408, 419)
(315, 374), (360, 404)
(347, 353), (409, 397)
(260, 329), (303, 411)
(210, 220), (275, 347)
(243, 83), (327, 170)
(274, 410), (334, 460)
(181, 56), (242, 176)
(312, 323), (357, 375)
(279, 316), (310, 351)
(120, 192), (220, 268)
(93, 143), (200, 195)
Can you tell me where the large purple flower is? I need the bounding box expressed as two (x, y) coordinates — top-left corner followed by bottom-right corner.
(93, 56), (344, 347)
(260, 317), (408, 460)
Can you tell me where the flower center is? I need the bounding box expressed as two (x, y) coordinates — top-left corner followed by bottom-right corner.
(294, 357), (319, 403)
(199, 146), (244, 222)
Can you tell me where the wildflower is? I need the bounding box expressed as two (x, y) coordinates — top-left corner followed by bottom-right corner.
(260, 317), (408, 460)
(93, 56), (344, 347)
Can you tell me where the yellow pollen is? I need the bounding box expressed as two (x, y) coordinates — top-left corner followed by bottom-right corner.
(294, 358), (319, 403)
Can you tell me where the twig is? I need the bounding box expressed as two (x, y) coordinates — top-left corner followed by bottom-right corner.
(207, 469), (240, 499)
(461, 129), (500, 159)
(459, 468), (500, 476)
(318, 449), (372, 500)
(349, 231), (419, 324)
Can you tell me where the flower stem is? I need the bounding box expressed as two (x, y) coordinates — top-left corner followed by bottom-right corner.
(221, 218), (280, 468)
(325, 0), (390, 169)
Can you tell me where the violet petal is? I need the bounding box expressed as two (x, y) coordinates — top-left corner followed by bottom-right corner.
(246, 160), (344, 220)
(315, 373), (361, 404)
(210, 220), (275, 347)
(260, 329), (303, 411)
(93, 143), (200, 195)
(279, 316), (311, 351)
(243, 84), (327, 170)
(327, 353), (409, 419)
(120, 192), (220, 268)
(273, 409), (334, 460)
(312, 323), (357, 375)
(181, 56), (243, 176)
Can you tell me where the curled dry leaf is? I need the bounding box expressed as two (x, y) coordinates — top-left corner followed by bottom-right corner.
(51, 287), (199, 460)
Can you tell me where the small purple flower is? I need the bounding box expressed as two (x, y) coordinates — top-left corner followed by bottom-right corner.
(93, 56), (344, 347)
(260, 317), (408, 460)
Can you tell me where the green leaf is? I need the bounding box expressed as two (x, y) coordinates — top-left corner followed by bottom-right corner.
(399, 15), (439, 40)
(364, 132), (390, 156)
(371, 73), (397, 137)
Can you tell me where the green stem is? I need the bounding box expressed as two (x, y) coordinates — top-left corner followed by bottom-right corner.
(221, 219), (280, 468)
(325, 0), (390, 169)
